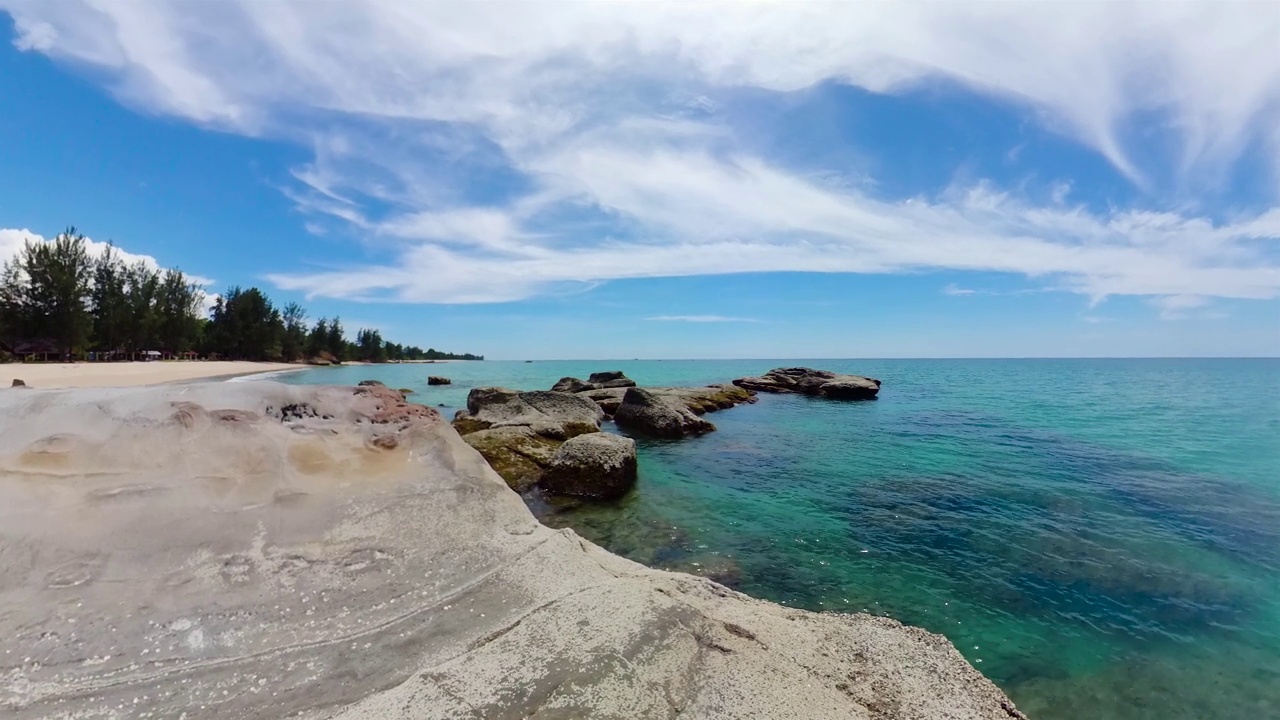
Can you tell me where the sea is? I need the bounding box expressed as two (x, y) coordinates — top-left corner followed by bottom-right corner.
(277, 358), (1280, 720)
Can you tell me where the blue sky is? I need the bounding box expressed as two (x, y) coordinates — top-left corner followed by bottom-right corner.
(1, 2), (1277, 359)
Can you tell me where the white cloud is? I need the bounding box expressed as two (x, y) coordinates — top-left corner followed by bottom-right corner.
(4, 1), (1280, 312)
(646, 315), (760, 323)
(1147, 294), (1218, 320)
(942, 284), (978, 296)
(1, 228), (216, 289)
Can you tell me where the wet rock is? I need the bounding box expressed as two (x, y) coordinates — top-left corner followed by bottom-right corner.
(613, 388), (716, 438)
(427, 376), (451, 385)
(462, 426), (561, 491)
(734, 367), (881, 400)
(540, 433), (638, 500)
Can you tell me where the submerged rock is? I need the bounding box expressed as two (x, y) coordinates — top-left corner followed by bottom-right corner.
(0, 382), (1023, 720)
(613, 387), (717, 438)
(734, 367), (882, 400)
(427, 375), (451, 385)
(541, 432), (638, 500)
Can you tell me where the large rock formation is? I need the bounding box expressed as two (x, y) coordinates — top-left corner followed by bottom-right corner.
(541, 432), (638, 500)
(613, 387), (717, 438)
(735, 367), (882, 400)
(452, 388), (611, 491)
(0, 382), (1024, 719)
(454, 387), (604, 439)
(550, 370), (638, 393)
(581, 383), (755, 418)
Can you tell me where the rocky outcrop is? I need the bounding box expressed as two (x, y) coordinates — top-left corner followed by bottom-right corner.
(735, 367), (882, 400)
(0, 382), (1023, 720)
(459, 425), (561, 491)
(550, 370), (638, 393)
(613, 387), (717, 438)
(427, 375), (451, 385)
(10, 379), (24, 387)
(578, 383), (755, 418)
(540, 432), (638, 500)
(452, 388), (608, 490)
(453, 387), (603, 440)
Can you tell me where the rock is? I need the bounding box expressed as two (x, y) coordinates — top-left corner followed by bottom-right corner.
(576, 384), (755, 418)
(588, 370), (637, 388)
(398, 388), (415, 395)
(427, 376), (451, 385)
(306, 357), (333, 366)
(551, 376), (593, 393)
(613, 387), (716, 438)
(462, 426), (562, 491)
(734, 367), (881, 400)
(10, 379), (25, 387)
(549, 371), (637, 393)
(540, 433), (638, 500)
(352, 383), (437, 424)
(453, 387), (603, 440)
(0, 382), (1023, 720)
(357, 379), (386, 387)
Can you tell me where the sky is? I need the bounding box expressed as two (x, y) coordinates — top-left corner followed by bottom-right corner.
(0, 1), (1277, 359)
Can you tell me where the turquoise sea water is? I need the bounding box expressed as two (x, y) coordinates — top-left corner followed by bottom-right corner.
(279, 359), (1280, 719)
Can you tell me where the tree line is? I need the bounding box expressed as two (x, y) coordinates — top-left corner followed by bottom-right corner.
(0, 228), (484, 363)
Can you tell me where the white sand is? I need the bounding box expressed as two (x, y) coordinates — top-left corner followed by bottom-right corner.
(2, 360), (302, 389)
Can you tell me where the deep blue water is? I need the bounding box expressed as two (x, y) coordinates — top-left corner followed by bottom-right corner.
(277, 359), (1280, 719)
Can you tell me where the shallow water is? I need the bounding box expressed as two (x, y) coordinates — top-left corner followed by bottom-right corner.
(281, 358), (1280, 719)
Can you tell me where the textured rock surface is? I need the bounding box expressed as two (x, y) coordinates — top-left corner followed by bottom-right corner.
(735, 367), (882, 399)
(461, 426), (562, 491)
(453, 387), (603, 439)
(579, 383), (755, 418)
(427, 375), (451, 385)
(541, 432), (638, 500)
(614, 387), (718, 438)
(0, 382), (1023, 720)
(550, 370), (638, 393)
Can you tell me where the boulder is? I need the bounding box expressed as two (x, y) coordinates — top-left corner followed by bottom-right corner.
(588, 370), (637, 388)
(10, 379), (25, 387)
(461, 426), (562, 492)
(549, 371), (637, 393)
(576, 384), (755, 418)
(540, 433), (638, 500)
(453, 387), (603, 440)
(427, 376), (451, 385)
(613, 387), (716, 438)
(357, 379), (386, 387)
(551, 376), (593, 393)
(734, 367), (881, 400)
(305, 357), (333, 366)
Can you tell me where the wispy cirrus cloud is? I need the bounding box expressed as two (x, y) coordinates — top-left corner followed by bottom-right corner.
(3, 1), (1279, 313)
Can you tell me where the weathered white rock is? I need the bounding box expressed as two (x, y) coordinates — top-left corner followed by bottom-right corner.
(0, 382), (1023, 720)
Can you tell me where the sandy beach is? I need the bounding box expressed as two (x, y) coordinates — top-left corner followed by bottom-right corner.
(2, 361), (302, 389)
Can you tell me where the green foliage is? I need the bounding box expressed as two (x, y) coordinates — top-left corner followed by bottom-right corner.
(205, 287), (284, 361)
(0, 224), (483, 364)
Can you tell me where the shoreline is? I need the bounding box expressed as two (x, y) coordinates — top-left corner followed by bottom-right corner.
(0, 381), (1024, 718)
(2, 360), (304, 389)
